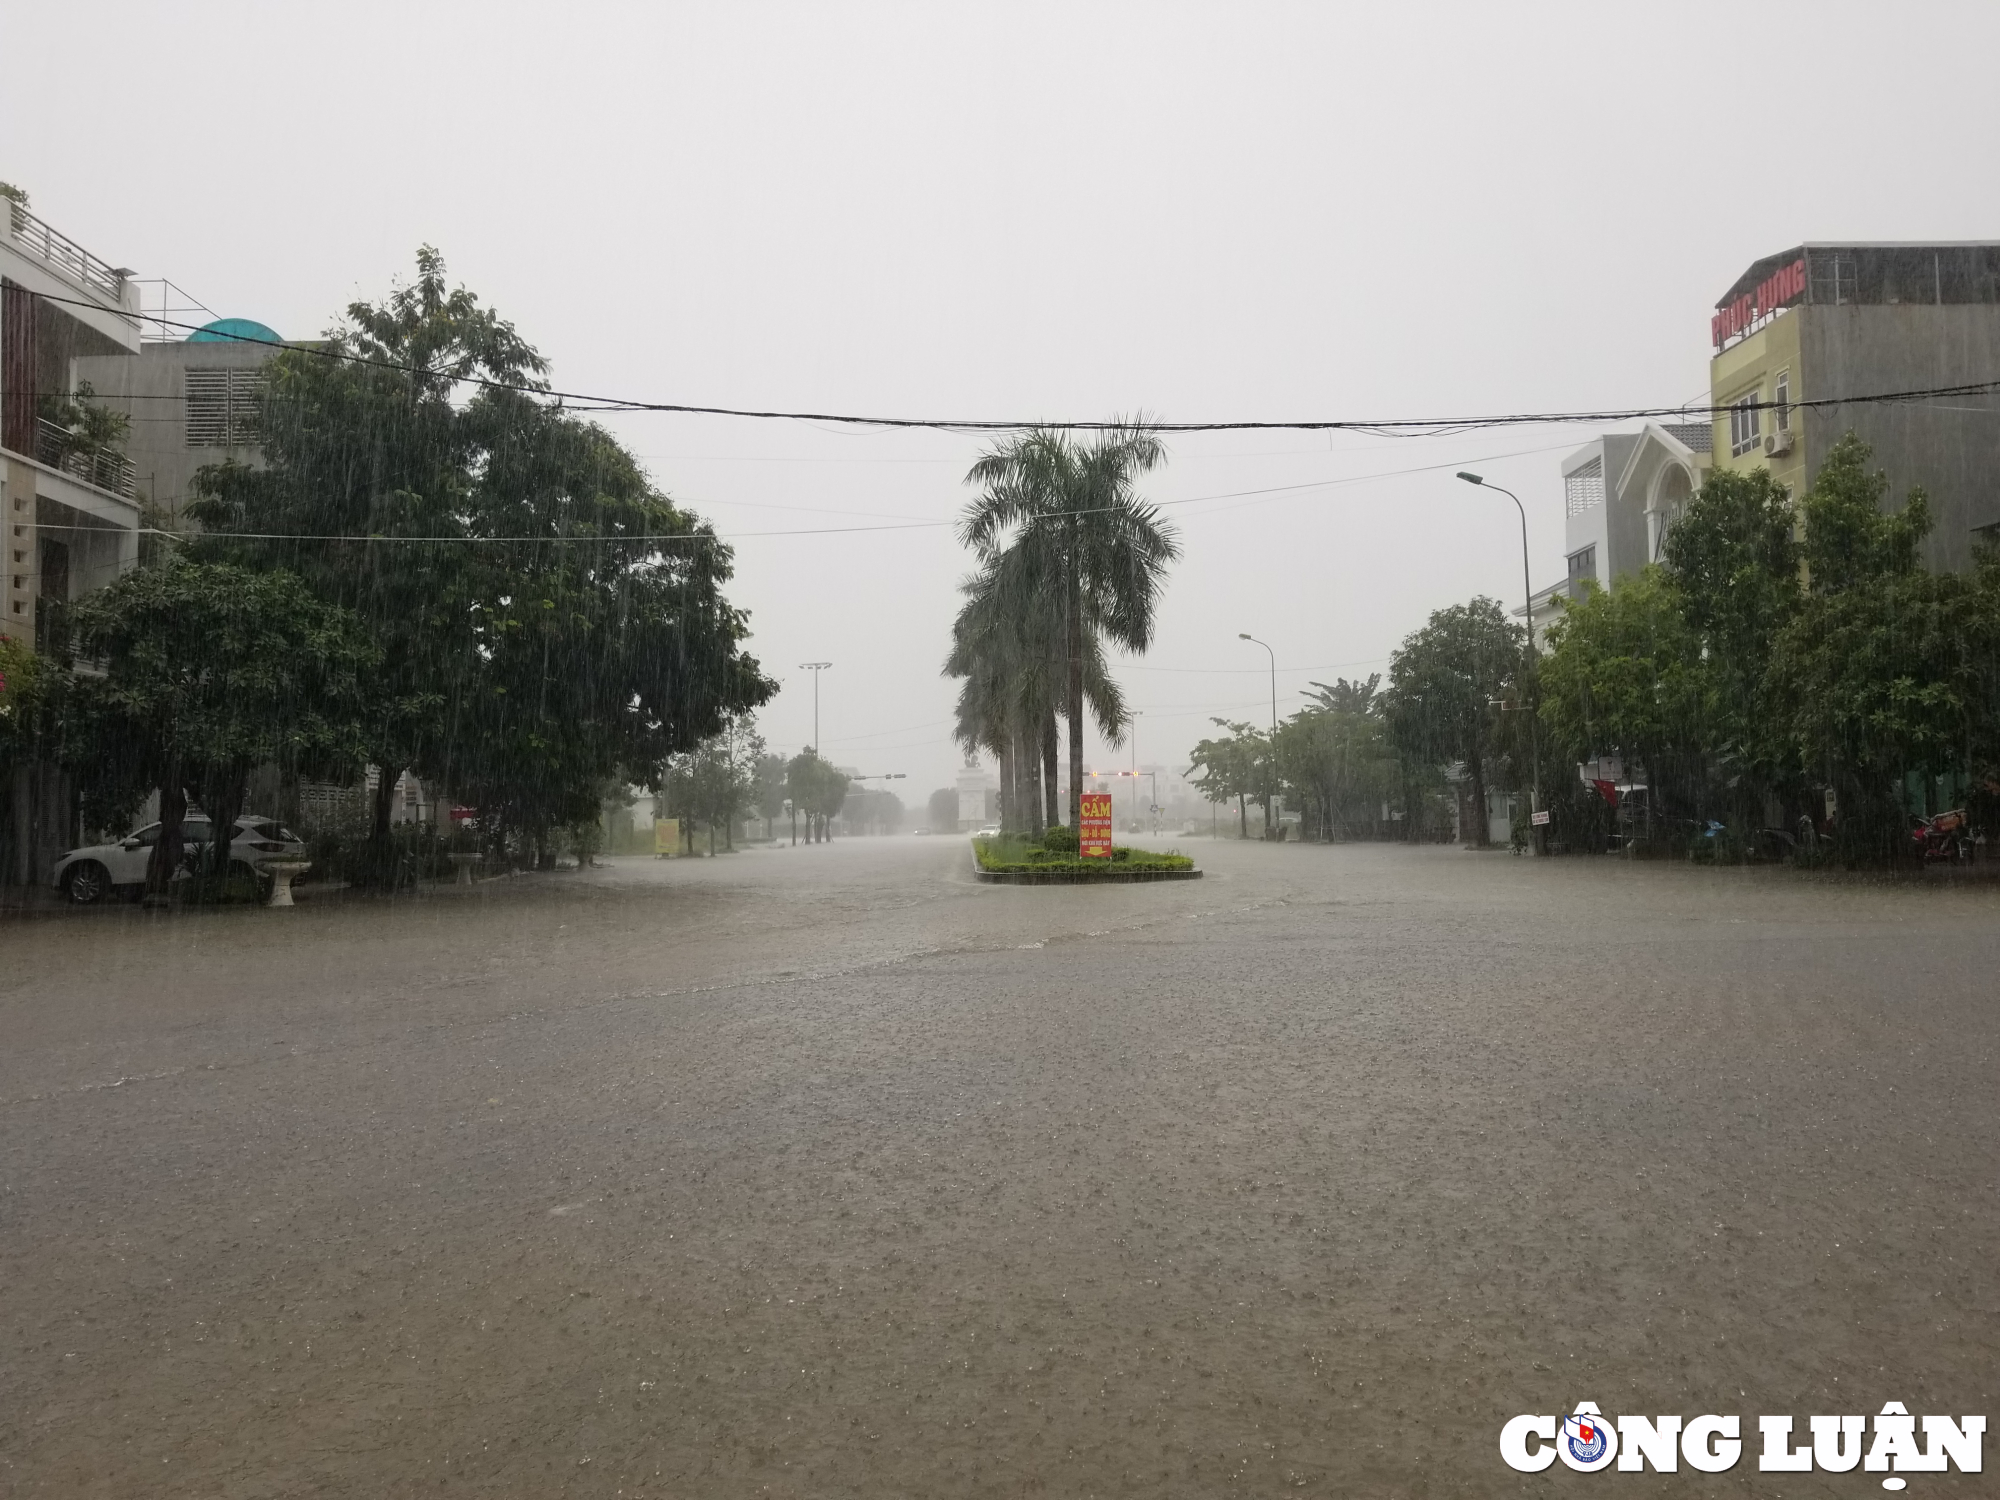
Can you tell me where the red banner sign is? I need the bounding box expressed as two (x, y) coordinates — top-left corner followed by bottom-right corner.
(1713, 256), (1806, 349)
(1079, 792), (1113, 858)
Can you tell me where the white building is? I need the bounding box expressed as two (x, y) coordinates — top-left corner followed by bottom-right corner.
(2, 195), (149, 884)
(1520, 423), (1714, 647)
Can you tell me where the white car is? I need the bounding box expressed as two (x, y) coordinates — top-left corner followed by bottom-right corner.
(974, 824), (1001, 838)
(52, 816), (307, 904)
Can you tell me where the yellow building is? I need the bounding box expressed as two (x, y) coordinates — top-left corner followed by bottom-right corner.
(1707, 243), (2000, 569)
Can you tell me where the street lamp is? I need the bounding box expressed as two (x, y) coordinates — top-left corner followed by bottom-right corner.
(1237, 633), (1277, 736)
(1238, 633), (1279, 838)
(1454, 472), (1542, 848)
(1129, 710), (1142, 830)
(798, 662), (832, 753)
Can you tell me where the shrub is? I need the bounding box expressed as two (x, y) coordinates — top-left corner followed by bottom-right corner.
(1041, 823), (1079, 854)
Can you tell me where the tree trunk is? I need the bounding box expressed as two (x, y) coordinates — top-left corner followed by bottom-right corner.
(789, 808), (796, 845)
(147, 780), (188, 894)
(1067, 534), (1084, 830)
(360, 764), (400, 884)
(1032, 744), (1048, 848)
(371, 765), (399, 845)
(203, 764), (249, 896)
(1237, 792), (1247, 840)
(1467, 745), (1490, 848)
(1042, 713), (1060, 828)
(997, 737), (1015, 835)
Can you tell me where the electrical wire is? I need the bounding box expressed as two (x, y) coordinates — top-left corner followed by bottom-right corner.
(27, 286), (2000, 437)
(32, 440), (1577, 546)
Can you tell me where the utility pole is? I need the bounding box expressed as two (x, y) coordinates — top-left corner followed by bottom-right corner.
(1239, 633), (1278, 838)
(798, 662), (832, 755)
(1130, 711), (1142, 831)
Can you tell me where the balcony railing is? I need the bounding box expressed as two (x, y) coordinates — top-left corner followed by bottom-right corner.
(36, 417), (137, 499)
(6, 200), (131, 304)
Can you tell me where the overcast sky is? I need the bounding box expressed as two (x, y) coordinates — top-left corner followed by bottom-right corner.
(10, 2), (1998, 803)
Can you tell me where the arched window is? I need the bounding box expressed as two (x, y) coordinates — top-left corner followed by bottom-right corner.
(1650, 463), (1694, 562)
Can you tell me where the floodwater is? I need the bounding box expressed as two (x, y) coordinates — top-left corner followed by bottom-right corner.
(3, 838), (1996, 1495)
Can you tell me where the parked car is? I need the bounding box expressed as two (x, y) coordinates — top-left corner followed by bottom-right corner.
(52, 816), (308, 904)
(974, 823), (1001, 838)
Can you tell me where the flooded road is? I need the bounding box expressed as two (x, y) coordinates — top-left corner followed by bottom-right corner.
(4, 839), (1997, 1496)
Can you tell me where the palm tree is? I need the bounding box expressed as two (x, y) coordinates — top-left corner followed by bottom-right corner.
(945, 545), (1127, 836)
(959, 423), (1177, 827)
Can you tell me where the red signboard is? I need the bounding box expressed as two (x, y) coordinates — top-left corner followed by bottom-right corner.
(1712, 256), (1806, 349)
(1079, 792), (1113, 859)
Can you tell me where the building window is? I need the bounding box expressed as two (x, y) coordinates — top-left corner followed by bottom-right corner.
(1774, 370), (1791, 433)
(1729, 390), (1762, 457)
(185, 368), (266, 448)
(1564, 458), (1604, 517)
(1565, 545), (1596, 597)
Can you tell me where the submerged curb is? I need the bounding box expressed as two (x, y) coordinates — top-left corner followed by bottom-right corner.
(970, 851), (1203, 885)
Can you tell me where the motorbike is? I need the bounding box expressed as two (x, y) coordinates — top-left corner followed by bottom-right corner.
(1911, 808), (1972, 863)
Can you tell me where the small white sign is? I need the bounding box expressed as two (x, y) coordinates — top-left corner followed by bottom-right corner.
(1530, 810), (1551, 826)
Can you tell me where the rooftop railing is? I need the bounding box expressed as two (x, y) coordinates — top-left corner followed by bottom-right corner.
(6, 200), (131, 304)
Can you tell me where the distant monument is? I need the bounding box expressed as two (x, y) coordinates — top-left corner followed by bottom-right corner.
(955, 757), (992, 832)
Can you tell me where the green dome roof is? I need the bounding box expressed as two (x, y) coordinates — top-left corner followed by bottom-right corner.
(186, 317), (282, 345)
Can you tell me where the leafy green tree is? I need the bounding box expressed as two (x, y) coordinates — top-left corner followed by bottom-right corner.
(1384, 598), (1522, 847)
(786, 749), (848, 843)
(753, 751), (791, 840)
(0, 631), (45, 766)
(1539, 569), (1709, 824)
(191, 250), (772, 874)
(1656, 464), (1801, 819)
(1189, 720), (1265, 838)
(68, 559), (376, 891)
(1765, 434), (1997, 859)
(187, 248), (545, 862)
(959, 424), (1178, 827)
(1276, 676), (1395, 840)
(1800, 432), (1929, 593)
(926, 786), (959, 833)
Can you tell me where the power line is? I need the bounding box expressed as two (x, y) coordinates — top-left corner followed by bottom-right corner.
(25, 286), (2000, 437)
(62, 439), (1578, 547)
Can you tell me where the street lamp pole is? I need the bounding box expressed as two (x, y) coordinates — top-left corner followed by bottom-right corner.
(1130, 710), (1142, 831)
(799, 662), (832, 754)
(1238, 633), (1278, 837)
(1455, 473), (1541, 849)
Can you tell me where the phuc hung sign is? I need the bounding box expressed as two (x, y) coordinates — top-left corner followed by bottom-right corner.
(1712, 254), (1806, 349)
(1079, 793), (1113, 859)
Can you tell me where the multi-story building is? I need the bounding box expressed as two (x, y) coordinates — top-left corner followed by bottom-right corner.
(1557, 423), (1715, 598)
(2, 196), (150, 885)
(1, 197), (147, 653)
(1520, 422), (1713, 645)
(1708, 242), (2000, 570)
(2, 191), (292, 885)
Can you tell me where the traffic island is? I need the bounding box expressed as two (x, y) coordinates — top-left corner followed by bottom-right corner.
(970, 836), (1201, 885)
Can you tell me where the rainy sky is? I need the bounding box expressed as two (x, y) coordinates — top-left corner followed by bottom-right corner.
(10, 2), (1998, 802)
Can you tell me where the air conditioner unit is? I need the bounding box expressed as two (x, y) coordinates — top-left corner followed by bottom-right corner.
(1763, 430), (1794, 457)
